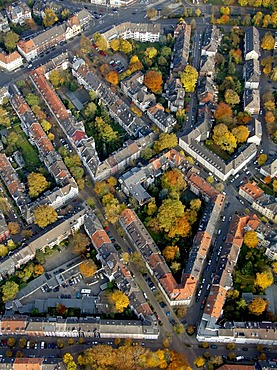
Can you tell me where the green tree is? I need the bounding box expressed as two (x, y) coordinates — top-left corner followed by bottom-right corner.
(26, 94), (39, 107)
(180, 64), (198, 92)
(49, 70), (63, 88)
(2, 281), (19, 302)
(258, 153), (268, 166)
(61, 8), (70, 19)
(190, 198), (202, 211)
(43, 8), (58, 27)
(0, 244), (8, 257)
(84, 102), (97, 119)
(0, 197), (11, 216)
(28, 173), (49, 198)
(33, 204), (58, 228)
(3, 31), (19, 52)
(174, 324), (184, 334)
(160, 46), (171, 58)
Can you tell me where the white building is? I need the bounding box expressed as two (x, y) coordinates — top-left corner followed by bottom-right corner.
(0, 51), (23, 72)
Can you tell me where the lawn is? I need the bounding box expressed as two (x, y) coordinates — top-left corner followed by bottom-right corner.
(258, 183), (275, 196)
(14, 126), (41, 171)
(204, 141), (231, 161)
(234, 272), (255, 285)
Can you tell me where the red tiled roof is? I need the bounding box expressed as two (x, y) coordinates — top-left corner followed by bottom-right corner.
(72, 130), (86, 143)
(0, 51), (21, 64)
(204, 285), (227, 319)
(240, 181), (264, 199)
(121, 209), (137, 226)
(189, 173), (219, 199)
(30, 70), (69, 121)
(219, 365), (255, 370)
(17, 39), (36, 53)
(91, 230), (111, 249)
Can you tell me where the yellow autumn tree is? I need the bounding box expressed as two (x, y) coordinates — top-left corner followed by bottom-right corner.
(248, 297), (268, 315)
(255, 271), (274, 290)
(180, 64), (198, 92)
(243, 231), (258, 248)
(162, 246), (179, 262)
(110, 290), (129, 313)
(194, 356), (205, 368)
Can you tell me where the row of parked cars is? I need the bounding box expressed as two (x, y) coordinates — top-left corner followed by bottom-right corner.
(109, 59), (124, 73)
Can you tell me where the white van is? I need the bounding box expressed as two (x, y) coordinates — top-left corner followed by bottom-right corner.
(40, 341), (45, 349)
(236, 356), (244, 361)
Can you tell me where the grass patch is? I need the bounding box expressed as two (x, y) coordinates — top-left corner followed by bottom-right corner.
(258, 183), (275, 196)
(235, 272), (255, 285)
(204, 141), (231, 161)
(13, 126), (41, 171)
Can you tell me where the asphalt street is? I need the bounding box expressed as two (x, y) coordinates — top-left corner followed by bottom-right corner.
(0, 0), (277, 363)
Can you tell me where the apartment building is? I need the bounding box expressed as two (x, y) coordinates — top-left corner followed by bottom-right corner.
(243, 59), (260, 89)
(244, 26), (260, 61)
(0, 207), (86, 277)
(17, 10), (92, 61)
(147, 104), (177, 133)
(0, 51), (23, 72)
(102, 22), (161, 42)
(201, 26), (222, 57)
(0, 211), (10, 242)
(0, 315), (159, 340)
(6, 2), (31, 25)
(179, 120), (257, 181)
(197, 214), (272, 343)
(0, 11), (10, 32)
(170, 21), (191, 73)
(239, 181), (264, 203)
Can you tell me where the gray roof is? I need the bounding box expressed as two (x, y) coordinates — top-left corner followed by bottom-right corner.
(244, 26), (260, 57)
(243, 58), (260, 83)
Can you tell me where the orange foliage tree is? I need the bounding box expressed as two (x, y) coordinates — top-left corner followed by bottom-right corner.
(144, 70), (163, 93)
(105, 71), (119, 85)
(161, 169), (186, 192)
(214, 102), (233, 125)
(79, 259), (97, 277)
